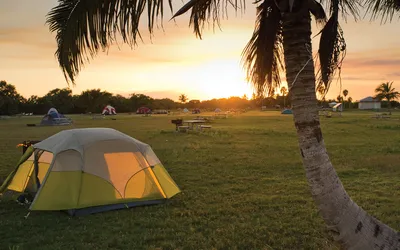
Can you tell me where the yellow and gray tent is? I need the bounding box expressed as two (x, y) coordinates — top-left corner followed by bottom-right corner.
(0, 128), (180, 215)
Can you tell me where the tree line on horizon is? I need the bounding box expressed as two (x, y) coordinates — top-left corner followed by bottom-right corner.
(1, 80), (399, 116)
(0, 80), (283, 115)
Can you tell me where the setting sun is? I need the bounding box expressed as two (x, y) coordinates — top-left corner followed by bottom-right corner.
(185, 59), (253, 100)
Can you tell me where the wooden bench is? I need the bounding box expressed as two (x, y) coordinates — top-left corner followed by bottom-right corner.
(178, 126), (190, 132)
(372, 114), (391, 119)
(171, 119), (183, 131)
(199, 125), (212, 131)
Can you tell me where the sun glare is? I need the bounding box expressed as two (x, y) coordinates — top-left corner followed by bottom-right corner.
(189, 59), (254, 100)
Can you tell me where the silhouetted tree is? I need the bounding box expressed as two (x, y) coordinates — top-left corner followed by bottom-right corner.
(178, 94), (188, 104)
(342, 89), (348, 108)
(109, 95), (131, 113)
(41, 88), (74, 114)
(347, 96), (353, 108)
(130, 93), (153, 110)
(0, 80), (24, 115)
(374, 81), (400, 114)
(187, 99), (201, 108)
(76, 89), (112, 113)
(342, 89), (348, 99)
(152, 98), (177, 110)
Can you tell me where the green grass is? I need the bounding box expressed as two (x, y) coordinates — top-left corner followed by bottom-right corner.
(0, 111), (399, 250)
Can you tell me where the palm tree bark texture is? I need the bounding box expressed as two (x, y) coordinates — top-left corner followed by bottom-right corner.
(282, 9), (400, 250)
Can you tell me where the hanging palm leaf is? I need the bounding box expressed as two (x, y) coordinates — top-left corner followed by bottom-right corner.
(46, 0), (171, 84)
(365, 0), (400, 22)
(172, 0), (246, 38)
(241, 0), (284, 96)
(316, 14), (346, 93)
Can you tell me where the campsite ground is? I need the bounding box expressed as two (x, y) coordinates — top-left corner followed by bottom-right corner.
(0, 111), (399, 250)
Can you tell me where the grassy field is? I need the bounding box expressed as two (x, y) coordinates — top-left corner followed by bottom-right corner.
(0, 111), (399, 250)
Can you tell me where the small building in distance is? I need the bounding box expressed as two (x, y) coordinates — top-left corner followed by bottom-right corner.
(332, 103), (343, 112)
(358, 96), (381, 110)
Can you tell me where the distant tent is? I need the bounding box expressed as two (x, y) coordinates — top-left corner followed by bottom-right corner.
(183, 108), (189, 113)
(215, 108), (222, 113)
(192, 108), (200, 114)
(102, 105), (117, 115)
(47, 108), (59, 116)
(136, 107), (151, 114)
(281, 109), (293, 114)
(40, 108), (72, 126)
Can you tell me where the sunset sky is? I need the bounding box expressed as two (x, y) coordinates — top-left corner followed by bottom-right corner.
(0, 0), (399, 102)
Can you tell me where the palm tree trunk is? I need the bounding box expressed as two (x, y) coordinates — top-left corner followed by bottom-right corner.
(281, 10), (399, 249)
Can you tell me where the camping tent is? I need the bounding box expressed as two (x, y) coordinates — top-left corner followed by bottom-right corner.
(40, 108), (72, 126)
(281, 109), (293, 114)
(192, 108), (200, 114)
(0, 128), (180, 216)
(47, 108), (59, 116)
(215, 108), (221, 113)
(136, 107), (151, 114)
(102, 105), (116, 115)
(183, 108), (189, 113)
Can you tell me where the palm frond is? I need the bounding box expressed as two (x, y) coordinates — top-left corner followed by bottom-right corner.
(320, 0), (360, 21)
(171, 0), (198, 19)
(308, 0), (327, 25)
(374, 81), (400, 100)
(316, 12), (346, 93)
(172, 0), (246, 38)
(47, 0), (170, 84)
(241, 0), (284, 97)
(365, 0), (400, 23)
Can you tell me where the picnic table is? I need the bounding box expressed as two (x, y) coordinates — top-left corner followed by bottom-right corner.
(171, 119), (212, 132)
(182, 120), (207, 131)
(176, 120), (211, 132)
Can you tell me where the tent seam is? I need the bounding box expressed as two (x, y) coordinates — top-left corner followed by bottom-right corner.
(122, 166), (153, 199)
